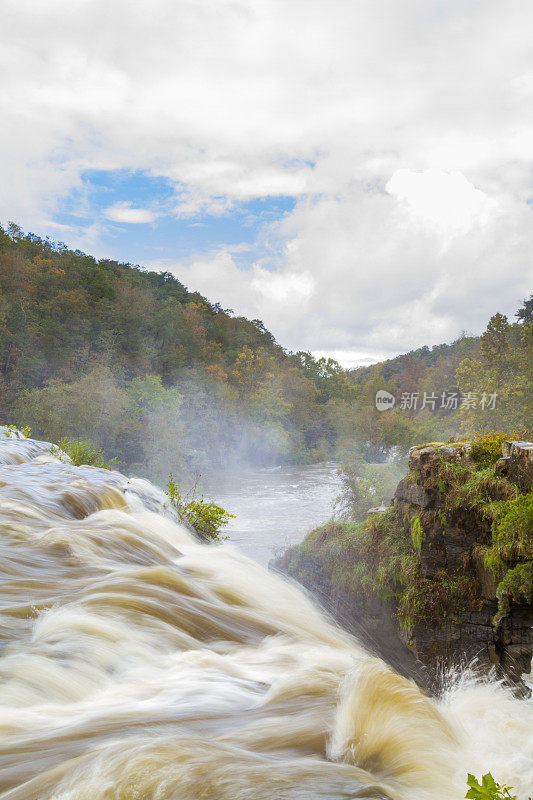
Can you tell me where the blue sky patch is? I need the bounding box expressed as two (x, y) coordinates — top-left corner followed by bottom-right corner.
(53, 169), (296, 270)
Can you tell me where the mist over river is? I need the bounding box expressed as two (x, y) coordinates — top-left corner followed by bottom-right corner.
(201, 462), (343, 565)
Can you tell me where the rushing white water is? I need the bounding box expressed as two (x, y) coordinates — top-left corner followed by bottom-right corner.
(0, 428), (531, 800)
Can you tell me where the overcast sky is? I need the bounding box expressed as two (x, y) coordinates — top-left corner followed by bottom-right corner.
(2, 0), (533, 366)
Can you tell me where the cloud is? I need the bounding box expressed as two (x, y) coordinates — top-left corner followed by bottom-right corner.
(385, 169), (495, 239)
(105, 202), (156, 224)
(167, 250), (314, 320)
(1, 0), (533, 361)
(167, 178), (531, 362)
(251, 268), (315, 304)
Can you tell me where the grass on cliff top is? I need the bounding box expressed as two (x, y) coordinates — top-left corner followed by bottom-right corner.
(430, 430), (523, 514)
(438, 462), (518, 514)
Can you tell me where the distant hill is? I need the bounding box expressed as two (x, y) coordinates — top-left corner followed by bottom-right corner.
(0, 224), (352, 478)
(350, 335), (481, 384)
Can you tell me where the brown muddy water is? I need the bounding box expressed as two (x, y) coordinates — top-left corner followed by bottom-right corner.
(0, 428), (531, 800)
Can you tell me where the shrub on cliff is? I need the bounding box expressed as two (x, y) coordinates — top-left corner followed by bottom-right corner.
(494, 562), (533, 624)
(165, 471), (234, 542)
(469, 429), (530, 470)
(57, 437), (118, 470)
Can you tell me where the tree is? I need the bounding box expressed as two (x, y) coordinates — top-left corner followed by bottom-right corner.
(16, 367), (128, 457)
(516, 294), (533, 326)
(231, 346), (275, 399)
(294, 352), (355, 402)
(481, 313), (510, 368)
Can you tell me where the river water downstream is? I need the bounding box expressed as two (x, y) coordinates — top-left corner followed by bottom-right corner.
(0, 429), (531, 800)
(202, 462), (343, 564)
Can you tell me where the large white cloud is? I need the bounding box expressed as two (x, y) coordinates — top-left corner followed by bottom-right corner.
(385, 169), (496, 240)
(1, 0), (533, 362)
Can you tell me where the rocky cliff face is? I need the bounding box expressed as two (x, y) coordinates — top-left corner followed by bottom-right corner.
(395, 441), (532, 685)
(274, 440), (533, 692)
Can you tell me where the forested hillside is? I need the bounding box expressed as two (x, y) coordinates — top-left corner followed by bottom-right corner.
(338, 301), (532, 515)
(352, 306), (531, 446)
(349, 309), (532, 455)
(0, 224), (354, 480)
(0, 223), (531, 485)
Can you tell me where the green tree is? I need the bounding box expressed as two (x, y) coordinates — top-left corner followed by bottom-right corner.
(16, 367), (128, 458)
(481, 313), (510, 369)
(516, 294), (533, 326)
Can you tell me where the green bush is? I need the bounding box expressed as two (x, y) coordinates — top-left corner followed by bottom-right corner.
(57, 437), (118, 470)
(470, 431), (508, 469)
(2, 424), (31, 438)
(165, 472), (234, 542)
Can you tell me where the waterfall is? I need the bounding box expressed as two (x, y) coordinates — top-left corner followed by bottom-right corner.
(0, 428), (531, 799)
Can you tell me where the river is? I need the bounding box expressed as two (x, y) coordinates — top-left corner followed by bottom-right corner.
(202, 462), (343, 564)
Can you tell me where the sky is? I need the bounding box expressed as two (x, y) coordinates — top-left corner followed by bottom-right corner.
(1, 0), (533, 367)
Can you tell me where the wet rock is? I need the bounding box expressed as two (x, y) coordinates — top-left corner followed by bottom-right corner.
(502, 440), (533, 490)
(494, 457), (509, 478)
(420, 546), (446, 577)
(394, 479), (432, 508)
(408, 441), (471, 473)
